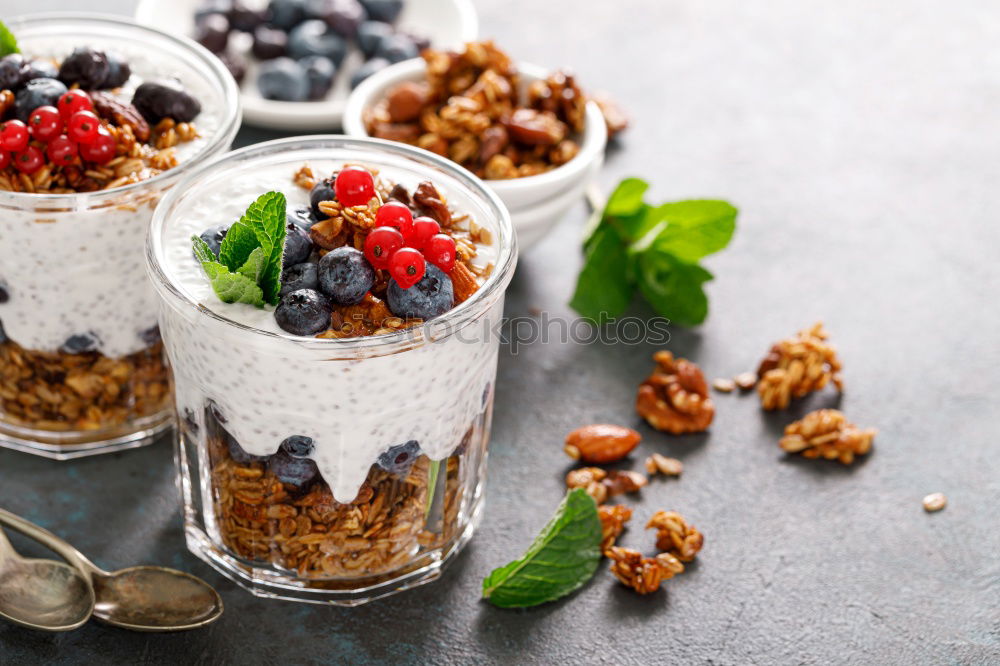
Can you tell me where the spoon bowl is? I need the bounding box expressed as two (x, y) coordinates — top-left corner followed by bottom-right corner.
(0, 529), (94, 632)
(94, 565), (223, 632)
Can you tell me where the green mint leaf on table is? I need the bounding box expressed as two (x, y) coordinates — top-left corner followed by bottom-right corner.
(0, 22), (19, 57)
(191, 235), (265, 307)
(571, 177), (737, 326)
(482, 488), (602, 608)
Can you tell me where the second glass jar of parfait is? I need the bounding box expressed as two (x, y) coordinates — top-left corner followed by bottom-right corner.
(146, 136), (516, 605)
(0, 14), (240, 458)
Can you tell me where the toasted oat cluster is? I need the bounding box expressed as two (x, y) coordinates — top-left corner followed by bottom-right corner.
(598, 504), (632, 553)
(757, 322), (844, 410)
(364, 41), (589, 180)
(778, 408), (875, 464)
(0, 338), (169, 434)
(646, 511), (704, 563)
(606, 547), (685, 595)
(636, 351), (715, 434)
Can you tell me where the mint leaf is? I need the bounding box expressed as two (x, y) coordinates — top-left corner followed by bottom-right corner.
(482, 488), (602, 608)
(219, 221), (260, 271)
(236, 247), (266, 283)
(0, 22), (19, 57)
(236, 191), (287, 305)
(651, 200), (737, 262)
(636, 252), (713, 326)
(569, 225), (632, 320)
(191, 236), (265, 307)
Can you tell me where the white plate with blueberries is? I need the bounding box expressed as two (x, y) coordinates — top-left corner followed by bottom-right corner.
(135, 0), (477, 130)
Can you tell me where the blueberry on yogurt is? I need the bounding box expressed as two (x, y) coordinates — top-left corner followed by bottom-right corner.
(14, 78), (68, 122)
(283, 222), (314, 266)
(318, 247), (374, 305)
(280, 435), (315, 458)
(309, 177), (336, 219)
(58, 47), (110, 89)
(132, 79), (202, 123)
(287, 204), (316, 232)
(387, 263), (454, 320)
(21, 60), (59, 86)
(274, 288), (333, 335)
(377, 440), (421, 476)
(280, 262), (319, 297)
(61, 333), (100, 354)
(0, 55), (26, 90)
(198, 224), (229, 257)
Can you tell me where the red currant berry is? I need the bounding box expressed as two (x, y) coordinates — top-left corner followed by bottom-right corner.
(363, 226), (404, 270)
(389, 247), (426, 290)
(68, 111), (102, 145)
(334, 166), (375, 207)
(0, 151), (10, 170)
(0, 120), (30, 153)
(79, 127), (116, 164)
(424, 234), (457, 273)
(13, 146), (44, 174)
(28, 106), (63, 143)
(57, 90), (93, 120)
(374, 201), (414, 235)
(406, 216), (440, 250)
(47, 135), (78, 167)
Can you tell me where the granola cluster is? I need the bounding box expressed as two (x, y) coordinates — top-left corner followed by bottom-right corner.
(636, 351), (715, 434)
(606, 547), (685, 595)
(364, 41), (591, 180)
(756, 322), (844, 410)
(778, 408), (875, 464)
(0, 337), (170, 436)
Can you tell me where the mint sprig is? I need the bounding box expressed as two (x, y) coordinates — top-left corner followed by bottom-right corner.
(191, 191), (287, 307)
(570, 178), (737, 326)
(0, 21), (19, 57)
(482, 489), (602, 608)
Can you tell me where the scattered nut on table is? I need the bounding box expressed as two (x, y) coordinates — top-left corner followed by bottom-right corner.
(564, 424), (641, 463)
(756, 322), (843, 410)
(712, 378), (736, 393)
(636, 351), (715, 434)
(645, 453), (683, 477)
(778, 409), (875, 464)
(923, 492), (947, 512)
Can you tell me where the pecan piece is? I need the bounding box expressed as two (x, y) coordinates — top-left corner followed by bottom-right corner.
(607, 547), (684, 594)
(412, 180), (451, 225)
(91, 91), (150, 142)
(385, 81), (429, 123)
(478, 125), (509, 164)
(503, 108), (566, 146)
(646, 511), (703, 562)
(636, 351), (715, 434)
(370, 121), (422, 143)
(564, 424), (640, 464)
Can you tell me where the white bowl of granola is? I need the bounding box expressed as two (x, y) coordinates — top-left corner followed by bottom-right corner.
(342, 50), (607, 250)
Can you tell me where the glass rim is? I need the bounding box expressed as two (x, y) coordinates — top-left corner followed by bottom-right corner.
(0, 12), (241, 207)
(146, 135), (518, 354)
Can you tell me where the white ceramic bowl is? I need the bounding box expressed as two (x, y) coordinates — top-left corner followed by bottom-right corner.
(342, 58), (607, 250)
(135, 0), (477, 130)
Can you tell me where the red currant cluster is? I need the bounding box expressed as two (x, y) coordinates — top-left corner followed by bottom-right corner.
(334, 166), (458, 290)
(0, 90), (116, 175)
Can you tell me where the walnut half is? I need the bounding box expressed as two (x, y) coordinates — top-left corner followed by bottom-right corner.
(636, 351), (715, 434)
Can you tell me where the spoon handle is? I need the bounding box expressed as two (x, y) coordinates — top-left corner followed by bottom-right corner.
(0, 508), (95, 576)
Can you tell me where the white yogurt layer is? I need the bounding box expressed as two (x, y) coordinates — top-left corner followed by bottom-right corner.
(0, 37), (224, 359)
(158, 161), (504, 502)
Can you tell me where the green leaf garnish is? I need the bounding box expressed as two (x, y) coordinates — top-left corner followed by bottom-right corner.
(482, 489), (602, 608)
(0, 22), (19, 57)
(192, 191), (287, 307)
(570, 178), (737, 326)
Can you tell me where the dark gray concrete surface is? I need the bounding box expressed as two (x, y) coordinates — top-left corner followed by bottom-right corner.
(2, 1), (1000, 664)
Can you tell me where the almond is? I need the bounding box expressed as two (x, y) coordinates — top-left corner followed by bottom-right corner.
(564, 424), (641, 464)
(450, 261), (478, 304)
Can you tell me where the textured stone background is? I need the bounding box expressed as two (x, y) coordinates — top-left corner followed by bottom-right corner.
(2, 0), (1000, 664)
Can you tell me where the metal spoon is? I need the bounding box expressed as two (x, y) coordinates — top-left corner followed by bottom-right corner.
(0, 527), (94, 632)
(0, 509), (223, 632)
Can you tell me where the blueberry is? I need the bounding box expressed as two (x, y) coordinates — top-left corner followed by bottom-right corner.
(21, 60), (59, 86)
(139, 326), (162, 346)
(280, 435), (315, 458)
(102, 51), (132, 89)
(58, 47), (110, 89)
(227, 433), (268, 464)
(387, 263), (454, 320)
(0, 320), (7, 344)
(309, 177), (335, 218)
(280, 262), (319, 296)
(283, 221), (314, 266)
(228, 0), (267, 31)
(359, 0), (402, 23)
(376, 34), (418, 64)
(196, 14), (231, 54)
(357, 21), (393, 58)
(318, 246), (374, 305)
(268, 0), (308, 30)
(252, 25), (288, 60)
(308, 0), (366, 37)
(195, 0), (233, 23)
(14, 78), (68, 122)
(218, 52), (248, 86)
(287, 20), (348, 65)
(299, 55), (336, 100)
(198, 224), (229, 257)
(288, 203), (316, 231)
(257, 58), (309, 101)
(268, 450), (319, 488)
(61, 333), (100, 354)
(274, 288), (332, 335)
(377, 440), (421, 476)
(350, 57), (389, 89)
(0, 54), (26, 90)
(132, 79), (202, 123)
